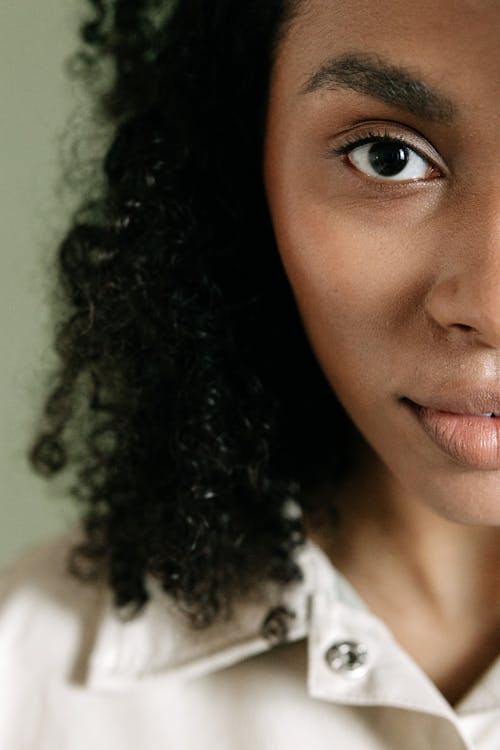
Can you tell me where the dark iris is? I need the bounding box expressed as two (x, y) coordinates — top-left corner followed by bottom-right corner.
(368, 141), (410, 177)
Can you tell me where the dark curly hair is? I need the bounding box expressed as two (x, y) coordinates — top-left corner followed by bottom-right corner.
(31, 0), (359, 629)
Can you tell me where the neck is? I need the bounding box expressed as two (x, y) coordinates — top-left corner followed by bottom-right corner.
(305, 449), (500, 624)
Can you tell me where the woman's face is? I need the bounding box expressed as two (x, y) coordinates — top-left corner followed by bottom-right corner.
(264, 0), (500, 525)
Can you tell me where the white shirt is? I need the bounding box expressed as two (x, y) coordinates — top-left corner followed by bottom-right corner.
(0, 528), (498, 749)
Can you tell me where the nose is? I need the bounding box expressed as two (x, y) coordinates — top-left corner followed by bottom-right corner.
(424, 192), (500, 348)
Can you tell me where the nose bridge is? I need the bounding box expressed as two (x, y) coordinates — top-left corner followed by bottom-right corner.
(425, 186), (500, 346)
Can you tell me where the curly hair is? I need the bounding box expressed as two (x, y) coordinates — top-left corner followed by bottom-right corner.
(31, 0), (359, 629)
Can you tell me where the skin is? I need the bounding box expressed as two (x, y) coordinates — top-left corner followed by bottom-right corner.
(263, 0), (500, 704)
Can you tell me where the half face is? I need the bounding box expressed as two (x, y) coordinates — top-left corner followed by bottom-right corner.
(263, 0), (500, 524)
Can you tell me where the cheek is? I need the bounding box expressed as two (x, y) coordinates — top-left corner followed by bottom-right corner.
(273, 201), (408, 400)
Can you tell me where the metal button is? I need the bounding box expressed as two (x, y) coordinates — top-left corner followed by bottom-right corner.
(325, 640), (369, 676)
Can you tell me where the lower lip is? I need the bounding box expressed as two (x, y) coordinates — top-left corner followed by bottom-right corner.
(404, 399), (500, 470)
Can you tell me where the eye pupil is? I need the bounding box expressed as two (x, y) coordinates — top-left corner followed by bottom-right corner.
(368, 142), (410, 176)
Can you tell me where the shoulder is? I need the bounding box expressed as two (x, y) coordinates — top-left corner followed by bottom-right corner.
(0, 528), (107, 683)
(0, 526), (101, 618)
(0, 529), (320, 690)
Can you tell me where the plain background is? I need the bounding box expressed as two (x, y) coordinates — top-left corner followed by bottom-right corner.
(0, 0), (97, 567)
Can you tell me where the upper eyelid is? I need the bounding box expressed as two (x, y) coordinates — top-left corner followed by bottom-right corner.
(326, 123), (447, 171)
(335, 135), (425, 157)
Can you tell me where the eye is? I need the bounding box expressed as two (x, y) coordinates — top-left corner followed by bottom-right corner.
(346, 138), (437, 182)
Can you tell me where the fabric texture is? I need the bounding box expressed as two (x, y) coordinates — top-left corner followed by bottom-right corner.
(0, 528), (498, 749)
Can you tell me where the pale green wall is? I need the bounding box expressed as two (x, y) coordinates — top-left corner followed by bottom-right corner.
(0, 0), (89, 567)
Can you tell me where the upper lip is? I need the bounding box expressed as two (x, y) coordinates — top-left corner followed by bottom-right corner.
(404, 387), (500, 416)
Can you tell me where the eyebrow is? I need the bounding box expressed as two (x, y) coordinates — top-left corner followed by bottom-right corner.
(299, 52), (456, 124)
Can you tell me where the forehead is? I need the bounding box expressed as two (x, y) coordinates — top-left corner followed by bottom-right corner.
(274, 0), (500, 110)
(283, 0), (499, 50)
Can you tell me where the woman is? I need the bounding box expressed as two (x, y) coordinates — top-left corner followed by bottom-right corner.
(1, 0), (499, 747)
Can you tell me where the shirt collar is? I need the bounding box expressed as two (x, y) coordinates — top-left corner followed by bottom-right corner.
(83, 540), (500, 721)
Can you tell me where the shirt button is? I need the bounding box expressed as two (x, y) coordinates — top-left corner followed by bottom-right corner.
(325, 640), (369, 677)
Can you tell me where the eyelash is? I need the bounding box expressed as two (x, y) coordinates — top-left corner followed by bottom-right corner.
(329, 128), (442, 181)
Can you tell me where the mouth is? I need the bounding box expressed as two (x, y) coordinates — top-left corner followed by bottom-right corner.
(401, 396), (500, 470)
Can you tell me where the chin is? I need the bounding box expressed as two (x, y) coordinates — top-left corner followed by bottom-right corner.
(420, 473), (500, 527)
